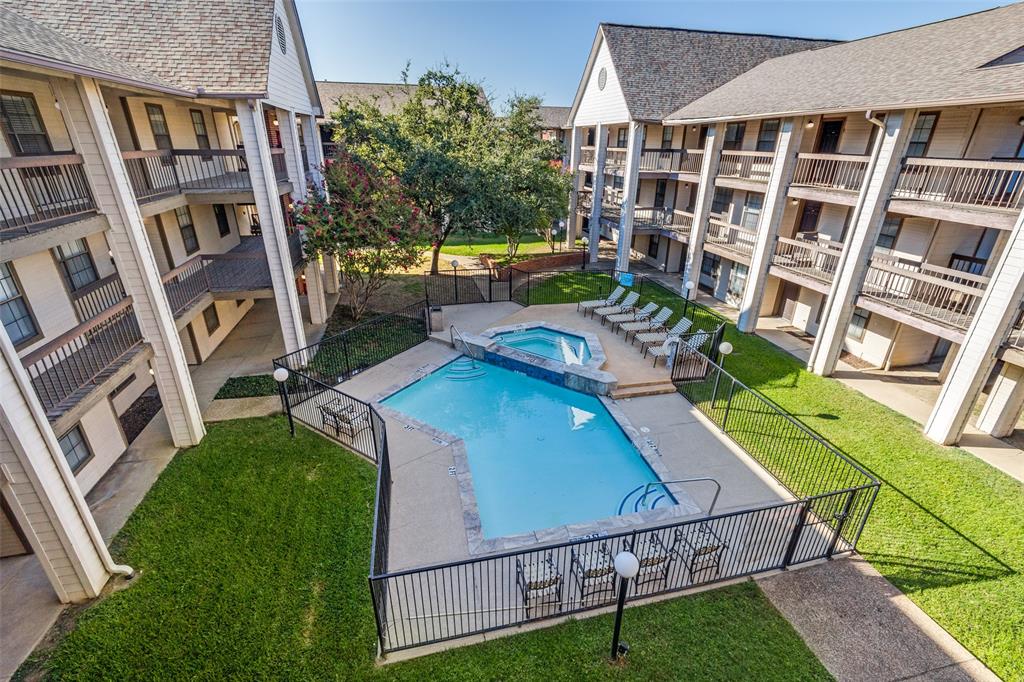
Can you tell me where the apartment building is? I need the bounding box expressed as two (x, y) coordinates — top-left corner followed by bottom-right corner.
(0, 0), (326, 602)
(566, 6), (1024, 446)
(315, 80), (418, 157)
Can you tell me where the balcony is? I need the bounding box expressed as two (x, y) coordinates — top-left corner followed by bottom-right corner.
(1006, 310), (1024, 352)
(632, 206), (674, 230)
(860, 256), (989, 332)
(717, 150), (774, 185)
(772, 236), (844, 286)
(1, 153), (98, 241)
(605, 147), (627, 169)
(123, 148), (289, 202)
(668, 210), (694, 240)
(792, 153), (869, 193)
(576, 190), (593, 213)
(579, 147), (595, 166)
(679, 149), (704, 175)
(704, 217), (758, 261)
(890, 157), (1024, 229)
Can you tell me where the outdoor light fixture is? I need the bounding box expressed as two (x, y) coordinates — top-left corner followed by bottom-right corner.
(273, 367), (289, 383)
(791, 198), (800, 205)
(719, 341), (734, 370)
(683, 280), (695, 299)
(610, 551), (640, 661)
(450, 259), (460, 269)
(805, 120), (815, 129)
(274, 367), (295, 436)
(1018, 116), (1024, 127)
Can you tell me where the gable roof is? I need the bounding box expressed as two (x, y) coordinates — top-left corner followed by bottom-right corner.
(569, 23), (837, 123)
(537, 106), (571, 130)
(667, 4), (1024, 122)
(316, 81), (418, 118)
(1, 0), (290, 96)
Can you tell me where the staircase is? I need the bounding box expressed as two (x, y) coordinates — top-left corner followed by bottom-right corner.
(609, 379), (677, 399)
(444, 356), (486, 381)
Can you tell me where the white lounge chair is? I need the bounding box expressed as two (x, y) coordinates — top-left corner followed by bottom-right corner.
(594, 291), (639, 321)
(634, 317), (693, 351)
(606, 302), (658, 331)
(647, 330), (711, 366)
(619, 306), (672, 341)
(578, 286), (625, 316)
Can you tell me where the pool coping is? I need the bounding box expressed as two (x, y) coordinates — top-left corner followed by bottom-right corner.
(370, 358), (703, 558)
(479, 321), (607, 370)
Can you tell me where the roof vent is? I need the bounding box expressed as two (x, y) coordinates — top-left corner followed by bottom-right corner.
(276, 15), (287, 54)
(598, 67), (607, 90)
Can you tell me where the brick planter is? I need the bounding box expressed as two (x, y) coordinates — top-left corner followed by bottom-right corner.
(480, 251), (586, 277)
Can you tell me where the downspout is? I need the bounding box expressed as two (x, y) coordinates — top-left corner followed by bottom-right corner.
(808, 110), (887, 369)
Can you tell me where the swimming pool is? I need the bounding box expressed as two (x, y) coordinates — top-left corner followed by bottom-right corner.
(491, 326), (592, 365)
(382, 357), (664, 539)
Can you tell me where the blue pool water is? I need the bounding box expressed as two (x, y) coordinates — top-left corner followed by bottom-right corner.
(382, 358), (662, 538)
(492, 327), (592, 365)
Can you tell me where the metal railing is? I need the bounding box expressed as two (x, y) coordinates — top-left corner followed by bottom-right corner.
(639, 148), (684, 172)
(772, 237), (844, 284)
(122, 148), (289, 201)
(717, 150), (774, 182)
(792, 153), (869, 192)
(705, 218), (758, 259)
(70, 273), (127, 320)
(892, 157), (1024, 211)
(21, 299), (144, 417)
(1, 153), (97, 235)
(861, 256), (989, 330)
(161, 256), (212, 316)
(679, 149), (704, 175)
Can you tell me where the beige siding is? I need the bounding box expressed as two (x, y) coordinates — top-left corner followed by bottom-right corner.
(889, 216), (935, 261)
(70, 399), (128, 494)
(889, 324), (938, 368)
(843, 312), (896, 366)
(922, 108), (976, 158)
(108, 365), (154, 416)
(265, 0), (317, 115)
(0, 73), (74, 156)
(573, 39), (630, 126)
(964, 105), (1024, 159)
(189, 298), (254, 362)
(924, 220), (988, 266)
(10, 252), (78, 356)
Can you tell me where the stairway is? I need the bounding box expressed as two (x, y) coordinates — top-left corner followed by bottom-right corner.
(617, 484), (672, 515)
(609, 379), (677, 399)
(445, 356), (487, 381)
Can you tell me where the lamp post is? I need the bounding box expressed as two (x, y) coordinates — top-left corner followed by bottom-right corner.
(273, 367), (294, 436)
(718, 341), (733, 371)
(682, 280), (695, 299)
(610, 550), (639, 662)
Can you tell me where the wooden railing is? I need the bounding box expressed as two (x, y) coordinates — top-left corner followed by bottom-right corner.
(679, 149), (704, 175)
(892, 157), (1024, 211)
(632, 206), (674, 229)
(576, 190), (593, 212)
(670, 209), (695, 237)
(639, 149), (684, 172)
(705, 217), (758, 258)
(717, 150), (774, 182)
(122, 148), (289, 201)
(605, 147), (627, 168)
(70, 273), (127, 320)
(0, 153), (97, 235)
(579, 147), (595, 165)
(792, 153), (870, 192)
(1006, 309), (1024, 351)
(861, 256), (989, 330)
(772, 237), (844, 284)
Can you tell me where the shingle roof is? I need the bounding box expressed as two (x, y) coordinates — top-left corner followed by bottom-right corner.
(2, 0), (281, 94)
(316, 81), (418, 118)
(537, 106), (571, 130)
(667, 4), (1024, 122)
(598, 24), (837, 120)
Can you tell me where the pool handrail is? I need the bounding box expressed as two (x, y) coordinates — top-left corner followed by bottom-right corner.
(617, 477), (722, 516)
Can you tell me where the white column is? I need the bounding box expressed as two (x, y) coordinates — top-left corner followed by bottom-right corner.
(565, 126), (584, 247)
(614, 121), (645, 273)
(588, 123), (608, 264)
(323, 254), (340, 294)
(276, 107), (306, 199)
(305, 259), (328, 325)
(681, 122), (725, 296)
(236, 100), (307, 353)
(299, 114), (325, 191)
(977, 362), (1024, 438)
(737, 118), (803, 332)
(807, 110), (914, 376)
(69, 78), (204, 447)
(925, 209), (1024, 444)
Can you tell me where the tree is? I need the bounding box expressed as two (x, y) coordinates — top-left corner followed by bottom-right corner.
(296, 152), (430, 321)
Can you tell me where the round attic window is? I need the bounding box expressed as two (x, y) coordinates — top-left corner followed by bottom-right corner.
(597, 67), (607, 90)
(276, 15), (287, 54)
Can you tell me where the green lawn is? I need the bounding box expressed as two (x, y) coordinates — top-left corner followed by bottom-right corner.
(20, 417), (830, 681)
(213, 374), (278, 399)
(439, 232), (553, 258)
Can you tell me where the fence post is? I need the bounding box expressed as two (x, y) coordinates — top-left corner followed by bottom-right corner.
(782, 502), (809, 568)
(721, 378), (736, 430)
(488, 270), (492, 302)
(279, 376), (295, 437)
(367, 577), (388, 656)
(454, 269), (460, 304)
(825, 490), (858, 558)
(526, 271), (531, 306)
(342, 335), (353, 381)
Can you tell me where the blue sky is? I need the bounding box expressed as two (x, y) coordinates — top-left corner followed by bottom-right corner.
(296, 1), (1009, 110)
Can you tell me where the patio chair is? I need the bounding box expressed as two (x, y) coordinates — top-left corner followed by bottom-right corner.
(618, 306), (672, 342)
(634, 317), (693, 351)
(516, 552), (564, 618)
(578, 286), (625, 316)
(679, 522), (728, 582)
(594, 291), (639, 322)
(626, 529), (682, 589)
(570, 542), (617, 606)
(606, 302), (658, 331)
(317, 398), (370, 440)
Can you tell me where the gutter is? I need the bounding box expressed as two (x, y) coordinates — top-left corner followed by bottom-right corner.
(0, 49), (194, 98)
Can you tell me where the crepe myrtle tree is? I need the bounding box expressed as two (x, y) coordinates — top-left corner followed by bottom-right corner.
(296, 152), (430, 321)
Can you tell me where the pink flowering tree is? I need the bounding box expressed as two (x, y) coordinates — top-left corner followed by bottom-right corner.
(296, 152), (430, 320)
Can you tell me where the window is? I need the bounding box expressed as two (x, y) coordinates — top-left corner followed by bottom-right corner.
(906, 112), (938, 157)
(612, 175), (624, 190)
(740, 193), (763, 229)
(701, 253), (721, 278)
(203, 303), (220, 335)
(213, 204), (231, 237)
(711, 187), (733, 215)
(661, 126), (674, 149)
(697, 125), (709, 149)
(586, 128), (595, 146)
(653, 179), (667, 208)
(175, 206), (199, 254)
(583, 171), (593, 188)
(647, 234), (661, 259)
(876, 215), (902, 251)
(145, 103), (172, 150)
(190, 110), (210, 150)
(0, 262), (38, 345)
(616, 128), (628, 148)
(52, 239), (99, 292)
(756, 119), (780, 152)
(848, 309), (870, 341)
(58, 425), (92, 472)
(0, 91), (52, 155)
(723, 122), (746, 151)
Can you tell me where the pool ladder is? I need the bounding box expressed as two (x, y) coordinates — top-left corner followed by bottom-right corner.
(617, 477), (722, 516)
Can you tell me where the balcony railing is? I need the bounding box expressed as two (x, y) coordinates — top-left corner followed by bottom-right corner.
(579, 147), (595, 165)
(21, 299), (144, 418)
(576, 190), (593, 213)
(772, 237), (844, 284)
(1006, 309), (1024, 351)
(679, 149), (704, 175)
(70, 273), (127, 321)
(639, 149), (684, 172)
(123, 148), (289, 201)
(632, 206), (674, 229)
(717, 150), (774, 183)
(892, 157), (1024, 211)
(1, 153), (97, 237)
(861, 256), (989, 330)
(606, 147), (627, 168)
(669, 209), (694, 239)
(792, 153), (870, 192)
(705, 217), (758, 258)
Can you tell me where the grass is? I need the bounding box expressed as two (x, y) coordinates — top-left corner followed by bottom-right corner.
(530, 272), (1024, 681)
(20, 417), (830, 681)
(213, 374), (278, 399)
(439, 232), (554, 259)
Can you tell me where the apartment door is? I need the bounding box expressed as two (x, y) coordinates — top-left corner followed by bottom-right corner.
(797, 201), (822, 234)
(779, 282), (801, 322)
(816, 120), (843, 154)
(1, 498), (31, 558)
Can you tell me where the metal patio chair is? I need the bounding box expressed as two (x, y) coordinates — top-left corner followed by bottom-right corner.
(516, 552), (564, 618)
(570, 542), (617, 606)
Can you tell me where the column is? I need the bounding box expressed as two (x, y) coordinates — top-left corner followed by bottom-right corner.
(588, 123), (608, 264)
(323, 254), (340, 294)
(1, 329), (131, 603)
(737, 117), (804, 332)
(299, 113), (325, 192)
(924, 209), (1024, 444)
(68, 78), (204, 447)
(564, 126), (584, 247)
(680, 122), (725, 296)
(614, 121), (644, 273)
(304, 259), (328, 324)
(807, 110), (914, 376)
(236, 100), (307, 354)
(276, 107), (306, 199)
(977, 362), (1024, 438)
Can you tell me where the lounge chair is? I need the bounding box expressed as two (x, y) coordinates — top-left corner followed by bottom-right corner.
(570, 542), (617, 606)
(516, 552), (564, 617)
(619, 306), (672, 341)
(606, 302), (658, 330)
(649, 330), (711, 368)
(318, 398), (370, 440)
(578, 286), (625, 316)
(634, 317), (693, 351)
(679, 522), (727, 582)
(594, 291), (639, 322)
(627, 529), (682, 590)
